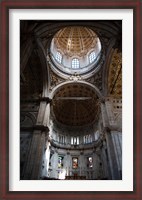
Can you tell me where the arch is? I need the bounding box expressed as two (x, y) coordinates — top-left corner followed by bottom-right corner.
(49, 80), (103, 100)
(20, 112), (36, 127)
(34, 22), (120, 42)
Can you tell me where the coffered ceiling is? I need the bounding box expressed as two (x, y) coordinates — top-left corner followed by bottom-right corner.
(53, 26), (99, 57)
(52, 83), (100, 126)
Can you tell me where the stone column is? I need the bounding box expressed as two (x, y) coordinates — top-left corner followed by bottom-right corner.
(101, 101), (109, 128)
(43, 101), (50, 127)
(67, 135), (71, 145)
(101, 141), (111, 179)
(105, 128), (120, 180)
(50, 150), (58, 178)
(111, 131), (122, 178)
(101, 101), (120, 180)
(93, 151), (99, 179)
(23, 99), (51, 180)
(79, 135), (83, 145)
(79, 152), (85, 176)
(41, 134), (51, 178)
(23, 126), (49, 180)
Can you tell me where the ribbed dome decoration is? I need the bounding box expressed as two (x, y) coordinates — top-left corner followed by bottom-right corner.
(54, 27), (98, 57)
(50, 26), (102, 76)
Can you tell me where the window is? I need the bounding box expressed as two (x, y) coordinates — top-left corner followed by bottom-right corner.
(84, 134), (92, 144)
(89, 51), (96, 63)
(71, 137), (74, 145)
(72, 157), (78, 169)
(58, 156), (64, 168)
(59, 135), (66, 144)
(72, 58), (80, 69)
(87, 157), (93, 168)
(71, 136), (79, 145)
(94, 131), (100, 141)
(56, 52), (62, 63)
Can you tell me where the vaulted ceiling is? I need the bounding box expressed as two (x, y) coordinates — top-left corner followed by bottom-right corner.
(52, 83), (100, 126)
(20, 20), (122, 127)
(20, 50), (43, 99)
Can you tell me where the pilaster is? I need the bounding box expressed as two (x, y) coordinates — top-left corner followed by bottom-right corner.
(101, 100), (121, 180)
(22, 100), (51, 179)
(105, 128), (120, 180)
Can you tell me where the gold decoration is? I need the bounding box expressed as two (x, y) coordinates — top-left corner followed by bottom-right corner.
(108, 49), (122, 97)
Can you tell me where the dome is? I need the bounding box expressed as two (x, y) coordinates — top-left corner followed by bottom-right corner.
(50, 26), (102, 76)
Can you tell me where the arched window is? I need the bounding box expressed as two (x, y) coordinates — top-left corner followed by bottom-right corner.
(56, 52), (62, 63)
(94, 131), (100, 141)
(89, 51), (96, 63)
(71, 58), (80, 69)
(59, 135), (66, 144)
(83, 136), (86, 144)
(71, 136), (79, 145)
(84, 134), (92, 144)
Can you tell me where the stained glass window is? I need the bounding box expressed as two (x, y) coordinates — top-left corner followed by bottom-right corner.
(72, 157), (78, 169)
(87, 157), (93, 168)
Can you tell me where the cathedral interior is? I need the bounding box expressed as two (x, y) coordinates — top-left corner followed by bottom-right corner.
(20, 20), (122, 180)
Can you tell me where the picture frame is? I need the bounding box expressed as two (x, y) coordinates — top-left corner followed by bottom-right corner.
(0, 0), (141, 199)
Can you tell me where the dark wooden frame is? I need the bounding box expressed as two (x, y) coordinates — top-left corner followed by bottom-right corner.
(0, 0), (141, 199)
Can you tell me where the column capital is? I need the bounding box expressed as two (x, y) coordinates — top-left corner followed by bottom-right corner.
(40, 97), (52, 104)
(20, 97), (52, 104)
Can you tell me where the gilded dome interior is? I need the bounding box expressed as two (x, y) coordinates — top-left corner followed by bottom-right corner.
(54, 26), (99, 57)
(50, 26), (102, 76)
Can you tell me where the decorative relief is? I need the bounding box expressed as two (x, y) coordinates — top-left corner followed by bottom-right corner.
(20, 112), (37, 127)
(108, 49), (122, 97)
(49, 68), (65, 90)
(68, 73), (82, 82)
